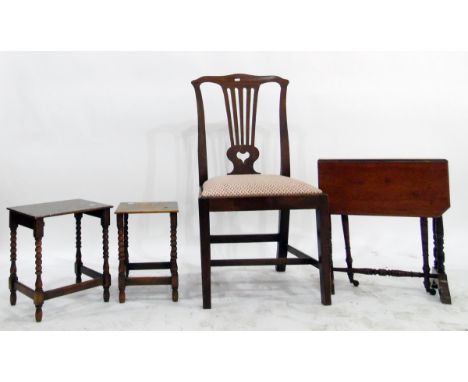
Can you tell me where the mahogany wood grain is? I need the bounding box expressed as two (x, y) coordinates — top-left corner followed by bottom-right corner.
(318, 159), (451, 304)
(318, 159), (450, 217)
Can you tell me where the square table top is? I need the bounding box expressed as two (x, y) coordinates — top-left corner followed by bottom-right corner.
(115, 202), (178, 214)
(7, 199), (113, 219)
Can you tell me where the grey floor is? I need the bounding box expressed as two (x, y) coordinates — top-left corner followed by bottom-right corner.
(1, 240), (466, 331)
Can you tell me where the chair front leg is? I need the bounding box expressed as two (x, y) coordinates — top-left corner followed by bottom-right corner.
(276, 209), (290, 272)
(199, 198), (211, 309)
(316, 201), (332, 305)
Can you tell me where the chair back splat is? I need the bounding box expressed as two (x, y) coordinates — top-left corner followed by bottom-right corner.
(192, 74), (290, 184)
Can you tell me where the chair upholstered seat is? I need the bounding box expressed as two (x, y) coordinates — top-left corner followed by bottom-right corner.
(201, 174), (322, 199)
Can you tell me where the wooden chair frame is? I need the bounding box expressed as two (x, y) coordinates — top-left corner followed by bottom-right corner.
(192, 74), (333, 309)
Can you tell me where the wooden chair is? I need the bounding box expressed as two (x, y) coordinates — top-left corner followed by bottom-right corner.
(192, 74), (333, 309)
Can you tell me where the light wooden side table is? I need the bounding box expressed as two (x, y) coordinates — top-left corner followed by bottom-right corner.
(115, 202), (179, 303)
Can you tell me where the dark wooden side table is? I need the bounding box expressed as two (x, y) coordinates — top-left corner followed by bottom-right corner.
(115, 202), (179, 303)
(7, 199), (112, 322)
(318, 159), (451, 304)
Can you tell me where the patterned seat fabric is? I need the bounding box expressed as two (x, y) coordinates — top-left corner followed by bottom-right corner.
(201, 174), (322, 199)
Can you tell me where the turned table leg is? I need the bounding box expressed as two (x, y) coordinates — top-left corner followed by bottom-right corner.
(9, 215), (18, 306)
(34, 219), (45, 322)
(170, 212), (179, 302)
(420, 218), (436, 295)
(433, 217), (451, 304)
(75, 213), (83, 283)
(431, 218), (439, 291)
(117, 214), (126, 303)
(341, 215), (359, 287)
(124, 214), (129, 277)
(101, 210), (111, 302)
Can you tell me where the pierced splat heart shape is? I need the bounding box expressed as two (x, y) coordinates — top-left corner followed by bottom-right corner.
(237, 151), (250, 163)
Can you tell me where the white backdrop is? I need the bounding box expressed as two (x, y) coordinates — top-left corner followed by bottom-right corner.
(0, 52), (467, 329)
